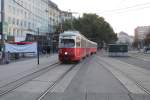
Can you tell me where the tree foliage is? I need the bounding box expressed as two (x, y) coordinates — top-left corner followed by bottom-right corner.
(62, 13), (117, 45)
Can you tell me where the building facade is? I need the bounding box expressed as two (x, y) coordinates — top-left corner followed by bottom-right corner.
(60, 11), (73, 23)
(135, 26), (150, 40)
(1, 0), (55, 42)
(134, 26), (150, 48)
(1, 0), (74, 43)
(48, 0), (60, 33)
(117, 31), (133, 45)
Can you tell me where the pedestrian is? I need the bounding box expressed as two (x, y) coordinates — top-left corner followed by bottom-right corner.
(6, 51), (10, 64)
(0, 51), (2, 60)
(144, 46), (147, 54)
(137, 47), (140, 53)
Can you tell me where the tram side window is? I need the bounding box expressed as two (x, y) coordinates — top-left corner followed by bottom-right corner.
(81, 39), (86, 48)
(76, 37), (81, 48)
(76, 41), (80, 47)
(60, 39), (75, 48)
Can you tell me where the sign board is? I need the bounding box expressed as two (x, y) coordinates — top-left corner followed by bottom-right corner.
(5, 42), (37, 53)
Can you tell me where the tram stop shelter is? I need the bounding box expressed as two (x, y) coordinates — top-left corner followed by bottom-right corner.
(108, 44), (128, 57)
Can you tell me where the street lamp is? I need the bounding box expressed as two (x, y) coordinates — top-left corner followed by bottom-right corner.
(36, 23), (41, 65)
(0, 0), (5, 64)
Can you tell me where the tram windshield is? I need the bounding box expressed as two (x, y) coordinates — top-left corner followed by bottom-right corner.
(60, 39), (75, 48)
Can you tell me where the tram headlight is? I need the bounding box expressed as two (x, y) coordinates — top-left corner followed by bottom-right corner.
(65, 52), (68, 55)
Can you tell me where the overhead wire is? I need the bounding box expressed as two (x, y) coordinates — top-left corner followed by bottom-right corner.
(13, 0), (32, 13)
(68, 1), (150, 16)
(13, 0), (46, 19)
(99, 2), (150, 14)
(110, 5), (150, 15)
(13, 0), (150, 16)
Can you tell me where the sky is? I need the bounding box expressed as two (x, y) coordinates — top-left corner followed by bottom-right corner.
(51, 0), (150, 36)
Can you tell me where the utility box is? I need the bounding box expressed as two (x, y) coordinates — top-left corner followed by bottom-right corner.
(108, 44), (128, 57)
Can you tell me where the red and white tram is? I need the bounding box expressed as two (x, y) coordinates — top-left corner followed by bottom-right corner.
(58, 31), (97, 62)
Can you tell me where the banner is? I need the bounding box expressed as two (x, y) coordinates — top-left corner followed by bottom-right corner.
(5, 42), (37, 53)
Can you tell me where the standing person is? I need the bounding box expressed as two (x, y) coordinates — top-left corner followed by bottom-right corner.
(6, 51), (10, 64)
(143, 46), (147, 54)
(0, 51), (2, 64)
(137, 46), (140, 53)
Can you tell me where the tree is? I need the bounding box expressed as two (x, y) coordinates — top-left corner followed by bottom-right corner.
(62, 13), (118, 45)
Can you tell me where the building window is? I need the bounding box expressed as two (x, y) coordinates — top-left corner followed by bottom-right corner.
(28, 22), (31, 29)
(20, 31), (23, 37)
(8, 17), (11, 24)
(8, 5), (12, 13)
(17, 30), (20, 36)
(32, 23), (34, 28)
(13, 18), (15, 25)
(17, 9), (20, 15)
(20, 21), (23, 27)
(13, 29), (16, 36)
(24, 21), (26, 27)
(9, 28), (11, 36)
(17, 19), (19, 26)
(25, 11), (27, 18)
(13, 7), (15, 15)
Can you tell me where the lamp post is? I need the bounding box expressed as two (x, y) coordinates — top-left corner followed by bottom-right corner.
(36, 23), (41, 65)
(37, 28), (40, 64)
(1, 0), (5, 63)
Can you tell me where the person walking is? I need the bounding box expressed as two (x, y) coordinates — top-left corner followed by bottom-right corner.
(5, 51), (10, 64)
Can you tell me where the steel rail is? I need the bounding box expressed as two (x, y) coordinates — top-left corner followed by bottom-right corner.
(37, 64), (77, 100)
(96, 56), (150, 96)
(95, 58), (134, 100)
(0, 62), (60, 97)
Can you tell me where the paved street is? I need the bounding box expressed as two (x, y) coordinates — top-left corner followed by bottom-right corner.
(44, 56), (130, 100)
(0, 51), (150, 100)
(0, 54), (58, 87)
(116, 56), (150, 71)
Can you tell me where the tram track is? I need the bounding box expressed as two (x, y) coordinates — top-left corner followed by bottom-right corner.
(36, 63), (77, 100)
(0, 62), (60, 97)
(112, 65), (150, 95)
(96, 56), (150, 98)
(114, 58), (150, 95)
(129, 53), (150, 62)
(0, 54), (90, 100)
(95, 58), (134, 100)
